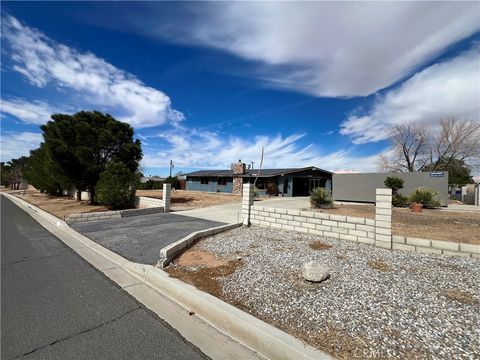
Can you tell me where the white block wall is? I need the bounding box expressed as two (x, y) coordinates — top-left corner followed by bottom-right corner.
(243, 187), (478, 258)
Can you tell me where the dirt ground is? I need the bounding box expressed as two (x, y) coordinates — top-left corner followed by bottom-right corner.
(5, 189), (108, 220)
(136, 190), (240, 210)
(313, 204), (480, 244)
(167, 247), (243, 297)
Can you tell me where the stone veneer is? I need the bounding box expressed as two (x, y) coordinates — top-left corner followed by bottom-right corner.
(232, 160), (246, 195)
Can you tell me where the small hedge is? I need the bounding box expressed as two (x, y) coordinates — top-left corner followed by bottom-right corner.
(392, 193), (409, 207)
(96, 162), (137, 210)
(310, 188), (333, 209)
(409, 187), (441, 209)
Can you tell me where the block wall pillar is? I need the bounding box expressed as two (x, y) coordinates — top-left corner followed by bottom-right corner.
(375, 188), (392, 249)
(242, 183), (254, 225)
(163, 183), (171, 212)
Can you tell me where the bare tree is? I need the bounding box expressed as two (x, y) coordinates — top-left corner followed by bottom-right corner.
(379, 117), (480, 173)
(430, 117), (480, 171)
(379, 123), (429, 172)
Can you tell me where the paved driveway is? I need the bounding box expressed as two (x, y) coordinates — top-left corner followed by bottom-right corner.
(72, 213), (224, 265)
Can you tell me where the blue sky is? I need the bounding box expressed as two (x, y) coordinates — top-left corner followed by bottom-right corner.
(1, 2), (479, 176)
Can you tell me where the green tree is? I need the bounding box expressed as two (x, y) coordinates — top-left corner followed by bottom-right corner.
(165, 176), (178, 189)
(96, 162), (137, 209)
(423, 158), (473, 186)
(41, 111), (142, 203)
(3, 157), (28, 189)
(1, 162), (11, 187)
(23, 145), (71, 195)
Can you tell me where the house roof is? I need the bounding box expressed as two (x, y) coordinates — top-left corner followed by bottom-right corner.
(185, 166), (332, 178)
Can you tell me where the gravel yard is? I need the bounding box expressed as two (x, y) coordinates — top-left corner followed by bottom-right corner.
(167, 227), (480, 359)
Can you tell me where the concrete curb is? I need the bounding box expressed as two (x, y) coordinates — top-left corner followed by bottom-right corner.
(160, 223), (242, 267)
(2, 193), (331, 360)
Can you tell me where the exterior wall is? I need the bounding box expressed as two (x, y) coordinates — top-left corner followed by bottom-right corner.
(242, 185), (478, 259)
(186, 177), (234, 193)
(333, 172), (449, 205)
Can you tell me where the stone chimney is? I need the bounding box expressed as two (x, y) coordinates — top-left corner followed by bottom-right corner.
(231, 159), (246, 175)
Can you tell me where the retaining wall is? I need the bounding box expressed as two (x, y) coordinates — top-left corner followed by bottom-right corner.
(66, 207), (165, 224)
(392, 236), (479, 259)
(242, 184), (478, 259)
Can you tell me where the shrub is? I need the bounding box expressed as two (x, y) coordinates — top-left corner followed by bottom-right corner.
(384, 176), (404, 195)
(137, 179), (163, 190)
(310, 188), (333, 208)
(96, 162), (136, 210)
(392, 193), (409, 207)
(165, 176), (178, 189)
(409, 187), (441, 209)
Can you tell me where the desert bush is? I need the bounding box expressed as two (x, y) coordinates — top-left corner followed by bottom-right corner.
(384, 176), (404, 195)
(96, 162), (136, 210)
(310, 187), (333, 208)
(409, 187), (441, 208)
(392, 193), (409, 207)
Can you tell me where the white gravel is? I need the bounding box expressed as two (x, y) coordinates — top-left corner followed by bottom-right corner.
(195, 226), (480, 359)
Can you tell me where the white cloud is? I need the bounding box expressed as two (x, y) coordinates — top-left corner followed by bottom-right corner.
(340, 48), (480, 144)
(2, 15), (183, 128)
(0, 131), (43, 161)
(0, 98), (63, 124)
(139, 2), (479, 97)
(142, 126), (380, 173)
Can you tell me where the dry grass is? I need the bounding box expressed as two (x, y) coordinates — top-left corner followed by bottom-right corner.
(167, 259), (243, 297)
(367, 260), (392, 272)
(136, 190), (240, 210)
(309, 241), (333, 251)
(443, 289), (479, 305)
(313, 204), (480, 244)
(9, 189), (108, 219)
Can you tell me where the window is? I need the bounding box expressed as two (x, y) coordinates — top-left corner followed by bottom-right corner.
(217, 177), (227, 186)
(200, 177), (209, 185)
(256, 179), (266, 190)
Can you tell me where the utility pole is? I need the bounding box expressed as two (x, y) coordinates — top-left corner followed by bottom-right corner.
(169, 160), (174, 178)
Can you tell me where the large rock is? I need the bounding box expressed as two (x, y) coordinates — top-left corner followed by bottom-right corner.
(301, 261), (330, 283)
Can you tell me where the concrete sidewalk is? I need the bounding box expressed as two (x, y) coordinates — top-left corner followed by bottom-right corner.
(176, 202), (242, 223)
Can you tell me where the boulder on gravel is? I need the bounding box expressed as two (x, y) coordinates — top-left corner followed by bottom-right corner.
(301, 261), (330, 283)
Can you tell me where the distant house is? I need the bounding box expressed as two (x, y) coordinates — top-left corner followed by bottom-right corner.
(185, 160), (332, 196)
(140, 176), (166, 183)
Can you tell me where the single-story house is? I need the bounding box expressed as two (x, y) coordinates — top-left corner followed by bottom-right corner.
(185, 160), (332, 196)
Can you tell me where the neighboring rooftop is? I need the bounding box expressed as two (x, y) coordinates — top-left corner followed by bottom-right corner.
(185, 166), (333, 178)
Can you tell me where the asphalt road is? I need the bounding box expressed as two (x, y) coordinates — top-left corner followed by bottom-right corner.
(71, 213), (224, 264)
(1, 196), (208, 360)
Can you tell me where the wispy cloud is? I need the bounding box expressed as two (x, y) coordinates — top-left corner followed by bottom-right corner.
(135, 2), (479, 97)
(0, 131), (43, 161)
(0, 98), (63, 124)
(2, 15), (183, 128)
(142, 126), (381, 172)
(340, 47), (480, 144)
